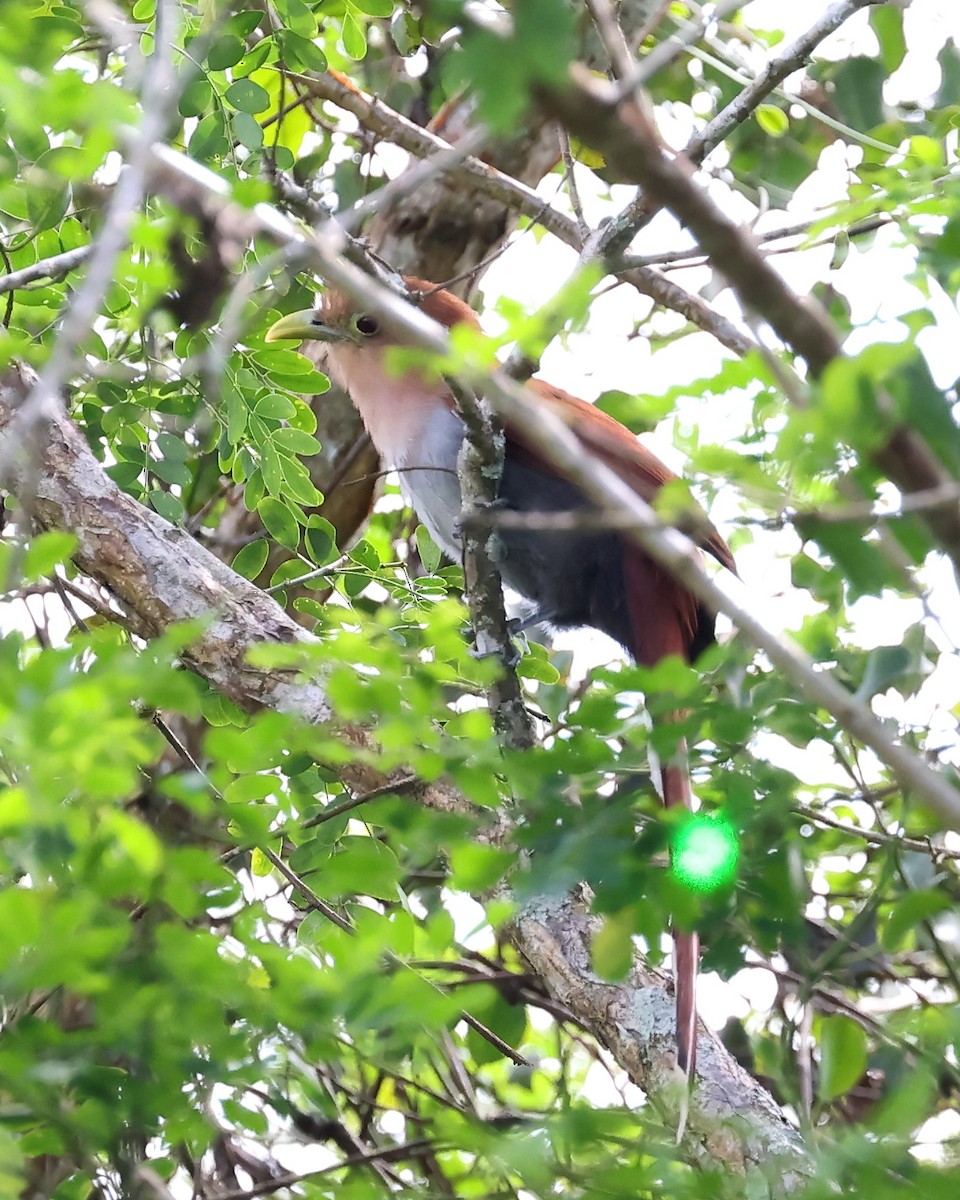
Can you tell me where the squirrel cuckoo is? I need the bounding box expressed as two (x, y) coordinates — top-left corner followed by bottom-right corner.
(266, 277), (735, 1080)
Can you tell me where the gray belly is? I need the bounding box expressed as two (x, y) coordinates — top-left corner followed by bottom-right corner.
(393, 407), (464, 563)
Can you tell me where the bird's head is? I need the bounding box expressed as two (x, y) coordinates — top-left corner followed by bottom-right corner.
(265, 290), (387, 349)
(264, 276), (479, 459)
(264, 275), (479, 352)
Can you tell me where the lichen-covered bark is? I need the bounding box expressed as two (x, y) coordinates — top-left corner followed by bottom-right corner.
(512, 893), (810, 1184)
(1, 363), (331, 720)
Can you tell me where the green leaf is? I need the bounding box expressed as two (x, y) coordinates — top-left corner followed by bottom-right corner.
(799, 522), (901, 599)
(936, 39), (960, 109)
(591, 909), (634, 981)
(464, 990), (526, 1065)
(818, 1014), (868, 1102)
(232, 111), (264, 151)
(306, 517), (337, 566)
(224, 384), (248, 443)
(234, 38), (275, 79)
(869, 5), (906, 74)
(149, 489), (185, 524)
(273, 427), (321, 457)
(225, 79), (272, 115)
(207, 34), (245, 70)
(276, 29), (327, 73)
(272, 0), (318, 37)
(755, 104), (788, 137)
(351, 0), (394, 15)
(150, 455), (192, 487)
(25, 182), (69, 232)
(881, 889), (952, 952)
(415, 525), (441, 574)
(455, 0), (575, 131)
(390, 9), (419, 55)
(340, 14), (367, 60)
(156, 432), (189, 461)
(830, 56), (886, 132)
(258, 497), (300, 550)
(188, 111), (229, 161)
(448, 842), (511, 892)
(20, 531), (77, 583)
(516, 647), (560, 685)
(854, 644), (912, 701)
(260, 440), (285, 496)
(319, 837), (403, 901)
(277, 456), (322, 506)
(232, 539), (270, 581)
(178, 77), (212, 118)
(255, 393), (298, 420)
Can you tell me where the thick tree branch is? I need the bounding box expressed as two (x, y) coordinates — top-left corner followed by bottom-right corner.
(512, 892), (808, 1173)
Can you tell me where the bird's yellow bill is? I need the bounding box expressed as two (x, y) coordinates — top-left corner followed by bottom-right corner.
(265, 309), (324, 343)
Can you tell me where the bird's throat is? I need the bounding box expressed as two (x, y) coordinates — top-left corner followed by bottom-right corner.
(325, 344), (465, 561)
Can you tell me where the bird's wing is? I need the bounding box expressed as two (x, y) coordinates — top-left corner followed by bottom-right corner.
(518, 380), (736, 574)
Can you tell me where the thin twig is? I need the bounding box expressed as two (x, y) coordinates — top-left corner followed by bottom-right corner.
(212, 1139), (440, 1200)
(342, 127), (488, 235)
(301, 774), (418, 830)
(460, 1013), (530, 1067)
(292, 70), (576, 247)
(290, 70), (754, 354)
(618, 0), (746, 96)
(259, 846), (355, 934)
(750, 482), (960, 531)
(621, 213), (895, 271)
(585, 0), (636, 79)
(0, 246), (93, 295)
(540, 74), (960, 582)
(263, 555), (349, 594)
(558, 127), (590, 242)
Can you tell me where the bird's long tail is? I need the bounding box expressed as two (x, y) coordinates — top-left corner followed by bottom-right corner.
(662, 754), (698, 1085)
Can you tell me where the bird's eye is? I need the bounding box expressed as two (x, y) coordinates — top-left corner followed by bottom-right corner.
(354, 314), (380, 336)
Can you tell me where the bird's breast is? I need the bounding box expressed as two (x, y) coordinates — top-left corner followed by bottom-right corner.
(392, 404), (464, 563)
(326, 345), (466, 561)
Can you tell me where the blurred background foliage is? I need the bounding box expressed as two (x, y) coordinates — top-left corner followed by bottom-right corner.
(1, 0), (959, 1197)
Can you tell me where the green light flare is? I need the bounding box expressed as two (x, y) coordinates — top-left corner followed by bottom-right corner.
(671, 814), (739, 893)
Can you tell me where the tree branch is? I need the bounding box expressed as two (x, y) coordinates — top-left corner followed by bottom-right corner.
(296, 71), (576, 249)
(0, 246), (93, 295)
(688, 0), (880, 165)
(512, 891), (808, 1173)
(579, 0), (883, 260)
(449, 379), (536, 750)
